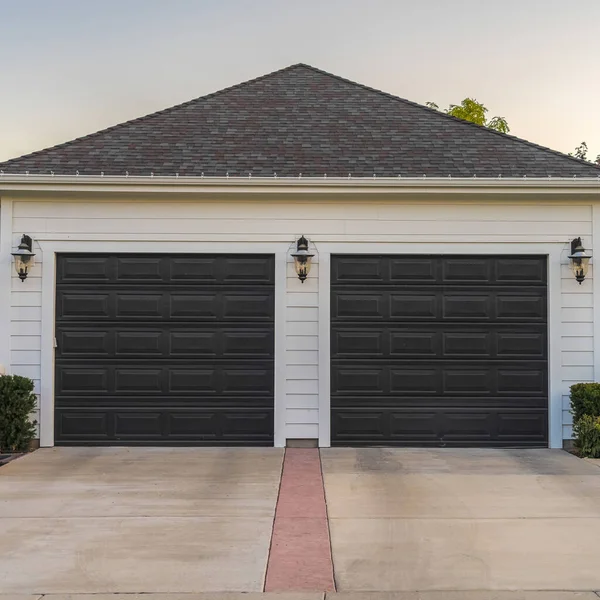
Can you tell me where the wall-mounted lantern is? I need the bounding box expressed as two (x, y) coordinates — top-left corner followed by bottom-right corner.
(12, 234), (36, 282)
(568, 237), (591, 285)
(291, 235), (314, 283)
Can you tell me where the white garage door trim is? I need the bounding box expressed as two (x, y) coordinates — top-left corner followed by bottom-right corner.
(318, 243), (563, 449)
(39, 240), (287, 448)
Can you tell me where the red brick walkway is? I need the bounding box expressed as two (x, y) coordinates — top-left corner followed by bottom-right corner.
(264, 448), (336, 591)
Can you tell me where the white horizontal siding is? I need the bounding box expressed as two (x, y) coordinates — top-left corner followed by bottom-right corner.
(284, 242), (319, 440)
(6, 196), (598, 445)
(287, 336), (318, 350)
(286, 350), (318, 365)
(285, 423), (319, 439)
(563, 336), (593, 351)
(12, 200), (592, 222)
(287, 321), (318, 336)
(562, 352), (593, 366)
(286, 408), (319, 424)
(287, 394), (319, 409)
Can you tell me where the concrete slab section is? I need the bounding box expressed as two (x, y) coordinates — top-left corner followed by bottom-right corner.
(325, 593), (599, 599)
(322, 449), (600, 520)
(40, 595), (324, 600)
(0, 447), (283, 518)
(329, 517), (600, 591)
(0, 516), (274, 594)
(323, 449), (600, 592)
(0, 448), (284, 593)
(323, 472), (600, 519)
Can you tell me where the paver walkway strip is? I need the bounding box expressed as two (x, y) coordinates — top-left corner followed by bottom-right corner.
(264, 449), (336, 592)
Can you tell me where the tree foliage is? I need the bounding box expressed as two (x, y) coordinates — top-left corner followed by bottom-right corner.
(569, 141), (600, 165)
(426, 98), (510, 133)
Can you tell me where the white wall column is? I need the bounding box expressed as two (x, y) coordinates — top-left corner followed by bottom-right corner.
(593, 204), (600, 381)
(0, 198), (13, 374)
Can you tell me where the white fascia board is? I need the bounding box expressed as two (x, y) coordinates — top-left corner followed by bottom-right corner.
(0, 174), (599, 196)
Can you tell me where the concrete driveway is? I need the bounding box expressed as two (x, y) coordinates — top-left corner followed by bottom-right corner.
(3, 446), (600, 598)
(321, 448), (600, 593)
(0, 447), (283, 594)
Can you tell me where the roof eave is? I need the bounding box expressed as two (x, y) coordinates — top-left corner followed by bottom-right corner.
(1, 174), (599, 195)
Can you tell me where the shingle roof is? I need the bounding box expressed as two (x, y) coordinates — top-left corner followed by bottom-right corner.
(1, 63), (599, 178)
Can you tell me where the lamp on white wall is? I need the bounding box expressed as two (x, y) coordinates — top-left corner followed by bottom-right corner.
(11, 234), (36, 282)
(568, 238), (592, 285)
(291, 235), (314, 283)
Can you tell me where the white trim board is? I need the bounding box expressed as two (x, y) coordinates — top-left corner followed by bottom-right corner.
(38, 241), (287, 448)
(317, 242), (564, 449)
(593, 205), (600, 380)
(0, 198), (13, 372)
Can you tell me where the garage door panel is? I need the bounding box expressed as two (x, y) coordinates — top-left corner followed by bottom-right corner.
(332, 288), (546, 323)
(496, 331), (546, 357)
(55, 408), (274, 445)
(443, 295), (491, 319)
(495, 294), (546, 320)
(332, 396), (549, 409)
(442, 258), (492, 282)
(222, 293), (275, 319)
(443, 332), (491, 356)
(58, 368), (109, 393)
(55, 395), (275, 409)
(496, 258), (547, 284)
(497, 412), (548, 439)
(58, 292), (111, 318)
(331, 255), (548, 447)
(392, 332), (439, 356)
(332, 325), (546, 360)
(169, 257), (218, 282)
(390, 257), (438, 282)
(58, 327), (274, 359)
(332, 256), (384, 282)
(56, 362), (273, 395)
(58, 289), (273, 322)
(334, 409), (547, 447)
(58, 330), (112, 356)
(222, 257), (275, 283)
(55, 253), (274, 445)
(115, 412), (163, 437)
(332, 362), (547, 396)
(334, 411), (389, 439)
(116, 368), (164, 392)
(391, 294), (438, 319)
(58, 256), (113, 282)
(116, 257), (164, 281)
(332, 368), (387, 393)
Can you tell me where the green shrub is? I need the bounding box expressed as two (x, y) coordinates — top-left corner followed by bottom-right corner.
(570, 383), (600, 424)
(573, 415), (600, 458)
(0, 374), (38, 453)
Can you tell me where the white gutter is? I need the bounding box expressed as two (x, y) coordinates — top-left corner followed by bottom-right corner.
(0, 174), (599, 194)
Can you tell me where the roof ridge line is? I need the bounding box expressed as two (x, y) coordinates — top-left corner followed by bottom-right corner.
(296, 64), (600, 172)
(0, 63), (308, 166)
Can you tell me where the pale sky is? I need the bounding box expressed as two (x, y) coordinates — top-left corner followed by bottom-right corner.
(1, 0), (599, 164)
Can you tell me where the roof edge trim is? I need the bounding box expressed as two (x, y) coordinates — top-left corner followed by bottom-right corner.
(1, 174), (599, 194)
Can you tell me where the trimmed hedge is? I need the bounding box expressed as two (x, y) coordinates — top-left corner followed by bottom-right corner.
(573, 415), (600, 459)
(570, 382), (600, 424)
(0, 374), (37, 453)
(570, 383), (600, 458)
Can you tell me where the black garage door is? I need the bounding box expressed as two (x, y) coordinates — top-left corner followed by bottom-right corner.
(55, 254), (274, 445)
(331, 255), (548, 447)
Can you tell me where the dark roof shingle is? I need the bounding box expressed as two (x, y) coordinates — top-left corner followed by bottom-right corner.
(1, 64), (599, 178)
